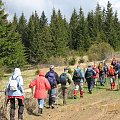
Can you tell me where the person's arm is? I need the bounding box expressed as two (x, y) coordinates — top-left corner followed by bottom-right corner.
(45, 72), (49, 78)
(67, 73), (73, 84)
(18, 76), (24, 93)
(29, 79), (36, 88)
(55, 72), (59, 84)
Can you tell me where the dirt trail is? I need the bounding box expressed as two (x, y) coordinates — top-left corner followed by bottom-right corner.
(22, 89), (120, 120)
(1, 88), (120, 120)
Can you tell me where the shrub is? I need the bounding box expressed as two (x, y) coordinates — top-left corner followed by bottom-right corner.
(68, 57), (76, 65)
(0, 62), (4, 80)
(88, 42), (114, 61)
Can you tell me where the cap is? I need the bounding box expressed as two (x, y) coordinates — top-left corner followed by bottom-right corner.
(64, 67), (68, 71)
(50, 65), (54, 69)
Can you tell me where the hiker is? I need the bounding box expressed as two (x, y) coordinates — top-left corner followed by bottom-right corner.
(108, 65), (115, 90)
(45, 65), (59, 109)
(72, 65), (84, 99)
(6, 68), (25, 120)
(92, 65), (99, 87)
(59, 67), (72, 105)
(103, 62), (109, 83)
(114, 61), (120, 89)
(111, 57), (117, 69)
(85, 65), (96, 94)
(98, 62), (107, 86)
(29, 70), (51, 115)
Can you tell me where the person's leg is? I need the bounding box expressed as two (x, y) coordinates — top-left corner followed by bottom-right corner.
(17, 98), (24, 120)
(63, 87), (69, 105)
(38, 99), (44, 114)
(87, 79), (91, 93)
(48, 90), (52, 107)
(62, 87), (66, 105)
(94, 78), (97, 87)
(89, 79), (94, 94)
(73, 83), (79, 99)
(10, 98), (15, 120)
(110, 77), (113, 89)
(79, 82), (84, 97)
(51, 88), (57, 108)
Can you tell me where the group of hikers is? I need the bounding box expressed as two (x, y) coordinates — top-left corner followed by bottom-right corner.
(5, 57), (120, 120)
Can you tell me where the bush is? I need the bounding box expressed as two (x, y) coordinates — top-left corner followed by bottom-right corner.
(78, 58), (84, 64)
(88, 42), (114, 61)
(0, 62), (4, 80)
(68, 57), (76, 65)
(47, 56), (65, 66)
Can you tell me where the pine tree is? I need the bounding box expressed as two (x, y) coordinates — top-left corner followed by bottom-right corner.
(104, 1), (117, 49)
(0, 0), (26, 68)
(17, 12), (28, 48)
(69, 9), (79, 50)
(87, 10), (96, 41)
(76, 7), (86, 51)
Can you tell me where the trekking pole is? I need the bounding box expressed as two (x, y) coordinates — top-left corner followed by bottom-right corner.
(2, 89), (8, 119)
(56, 87), (62, 108)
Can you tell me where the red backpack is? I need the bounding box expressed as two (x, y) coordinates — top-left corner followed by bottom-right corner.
(109, 68), (115, 76)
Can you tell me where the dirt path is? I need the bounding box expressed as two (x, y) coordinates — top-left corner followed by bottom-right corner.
(22, 88), (120, 120)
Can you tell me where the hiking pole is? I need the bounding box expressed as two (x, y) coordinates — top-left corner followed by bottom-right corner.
(56, 91), (62, 108)
(2, 89), (8, 119)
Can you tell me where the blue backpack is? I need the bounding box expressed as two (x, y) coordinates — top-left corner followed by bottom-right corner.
(85, 69), (95, 79)
(59, 73), (67, 85)
(48, 72), (56, 87)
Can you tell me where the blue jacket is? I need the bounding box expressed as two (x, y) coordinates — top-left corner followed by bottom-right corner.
(7, 68), (24, 96)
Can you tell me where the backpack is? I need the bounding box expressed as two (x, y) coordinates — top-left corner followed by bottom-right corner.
(9, 76), (19, 91)
(85, 69), (95, 79)
(99, 63), (104, 72)
(109, 69), (115, 76)
(59, 73), (67, 85)
(48, 72), (56, 87)
(73, 69), (82, 78)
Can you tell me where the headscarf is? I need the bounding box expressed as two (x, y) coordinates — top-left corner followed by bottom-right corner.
(12, 68), (21, 79)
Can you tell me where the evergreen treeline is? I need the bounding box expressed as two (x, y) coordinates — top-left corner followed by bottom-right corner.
(0, 0), (120, 68)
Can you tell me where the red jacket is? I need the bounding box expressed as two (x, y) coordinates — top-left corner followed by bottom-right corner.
(29, 71), (51, 99)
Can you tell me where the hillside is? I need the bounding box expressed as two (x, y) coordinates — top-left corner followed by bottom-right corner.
(1, 63), (120, 120)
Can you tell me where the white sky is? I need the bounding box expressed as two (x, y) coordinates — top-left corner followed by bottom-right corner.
(2, 0), (120, 22)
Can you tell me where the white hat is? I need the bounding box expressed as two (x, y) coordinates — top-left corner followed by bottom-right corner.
(50, 65), (54, 69)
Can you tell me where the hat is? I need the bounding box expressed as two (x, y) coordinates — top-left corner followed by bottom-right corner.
(50, 65), (54, 69)
(64, 67), (68, 71)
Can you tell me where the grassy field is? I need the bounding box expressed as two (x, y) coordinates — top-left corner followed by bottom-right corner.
(1, 64), (120, 120)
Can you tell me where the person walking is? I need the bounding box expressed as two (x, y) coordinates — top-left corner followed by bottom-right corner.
(98, 62), (107, 86)
(108, 65), (115, 90)
(6, 68), (25, 120)
(59, 67), (72, 105)
(45, 65), (59, 109)
(92, 65), (99, 87)
(29, 70), (51, 115)
(72, 65), (84, 99)
(85, 65), (96, 94)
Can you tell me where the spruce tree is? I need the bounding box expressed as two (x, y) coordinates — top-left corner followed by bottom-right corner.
(69, 9), (79, 50)
(0, 0), (26, 68)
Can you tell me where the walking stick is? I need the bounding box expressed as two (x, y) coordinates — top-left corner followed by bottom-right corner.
(2, 89), (8, 120)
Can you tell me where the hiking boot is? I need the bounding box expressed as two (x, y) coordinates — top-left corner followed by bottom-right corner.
(51, 104), (55, 109)
(74, 96), (77, 99)
(89, 90), (92, 94)
(38, 108), (43, 116)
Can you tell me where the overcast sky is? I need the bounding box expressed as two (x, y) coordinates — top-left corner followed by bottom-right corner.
(2, 0), (120, 22)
